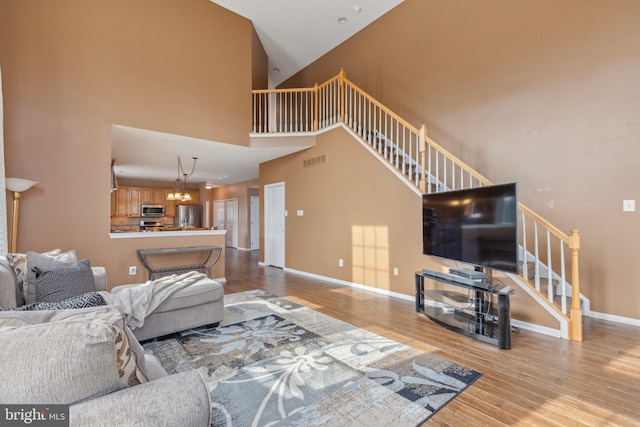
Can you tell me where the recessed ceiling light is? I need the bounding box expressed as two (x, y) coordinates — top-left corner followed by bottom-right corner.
(337, 17), (347, 24)
(354, 6), (362, 13)
(272, 68), (280, 73)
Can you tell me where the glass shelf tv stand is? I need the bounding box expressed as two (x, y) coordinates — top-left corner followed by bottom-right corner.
(415, 269), (514, 349)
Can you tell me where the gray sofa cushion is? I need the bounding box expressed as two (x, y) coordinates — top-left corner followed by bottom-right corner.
(0, 306), (148, 404)
(69, 370), (211, 427)
(32, 259), (96, 303)
(145, 278), (223, 314)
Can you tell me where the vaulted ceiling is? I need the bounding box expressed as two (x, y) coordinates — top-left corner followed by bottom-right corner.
(112, 1), (404, 186)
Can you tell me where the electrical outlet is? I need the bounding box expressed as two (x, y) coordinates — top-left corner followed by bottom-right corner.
(338, 259), (344, 267)
(393, 267), (399, 276)
(129, 266), (137, 275)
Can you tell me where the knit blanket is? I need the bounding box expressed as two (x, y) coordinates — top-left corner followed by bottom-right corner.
(100, 271), (207, 329)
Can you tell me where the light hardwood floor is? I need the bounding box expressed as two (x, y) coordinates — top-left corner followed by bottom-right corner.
(223, 249), (640, 426)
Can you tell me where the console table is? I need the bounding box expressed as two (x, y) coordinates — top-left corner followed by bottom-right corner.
(415, 270), (514, 349)
(137, 246), (223, 280)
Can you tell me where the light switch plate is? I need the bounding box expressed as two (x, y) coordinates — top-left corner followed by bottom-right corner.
(623, 200), (635, 212)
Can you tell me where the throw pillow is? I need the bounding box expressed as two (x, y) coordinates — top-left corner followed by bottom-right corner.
(7, 292), (106, 311)
(7, 250), (59, 305)
(23, 250), (77, 304)
(31, 259), (95, 303)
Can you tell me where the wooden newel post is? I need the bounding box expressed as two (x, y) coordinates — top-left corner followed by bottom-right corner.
(419, 125), (427, 193)
(569, 229), (583, 341)
(339, 68), (346, 123)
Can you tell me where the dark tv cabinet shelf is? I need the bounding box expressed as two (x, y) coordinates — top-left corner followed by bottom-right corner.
(415, 270), (514, 349)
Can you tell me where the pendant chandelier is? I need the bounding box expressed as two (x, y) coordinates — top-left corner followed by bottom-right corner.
(166, 156), (198, 202)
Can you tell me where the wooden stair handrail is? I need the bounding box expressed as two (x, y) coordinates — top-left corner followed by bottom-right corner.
(252, 70), (583, 340)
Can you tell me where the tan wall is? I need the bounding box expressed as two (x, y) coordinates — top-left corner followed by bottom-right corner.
(251, 26), (268, 90)
(260, 126), (557, 328)
(0, 0), (255, 285)
(282, 0), (640, 320)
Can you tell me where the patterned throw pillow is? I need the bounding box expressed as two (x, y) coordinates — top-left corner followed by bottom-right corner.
(7, 292), (106, 311)
(114, 325), (147, 387)
(23, 251), (77, 304)
(31, 259), (95, 303)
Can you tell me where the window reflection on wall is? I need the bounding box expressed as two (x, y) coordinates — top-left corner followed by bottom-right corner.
(352, 225), (390, 289)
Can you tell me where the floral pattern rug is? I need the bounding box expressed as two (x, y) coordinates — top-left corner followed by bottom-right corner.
(143, 290), (481, 426)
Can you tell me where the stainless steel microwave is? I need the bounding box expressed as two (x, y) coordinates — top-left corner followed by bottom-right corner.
(141, 204), (166, 217)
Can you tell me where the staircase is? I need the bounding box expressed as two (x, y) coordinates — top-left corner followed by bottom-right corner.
(252, 69), (585, 341)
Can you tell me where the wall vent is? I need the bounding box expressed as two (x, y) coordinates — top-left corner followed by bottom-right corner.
(303, 155), (326, 168)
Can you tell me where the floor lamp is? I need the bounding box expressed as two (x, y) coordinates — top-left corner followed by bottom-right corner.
(6, 178), (38, 253)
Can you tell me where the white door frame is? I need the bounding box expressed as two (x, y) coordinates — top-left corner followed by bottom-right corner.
(250, 196), (260, 250)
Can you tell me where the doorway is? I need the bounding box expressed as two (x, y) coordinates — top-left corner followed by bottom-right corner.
(213, 198), (239, 249)
(264, 182), (285, 268)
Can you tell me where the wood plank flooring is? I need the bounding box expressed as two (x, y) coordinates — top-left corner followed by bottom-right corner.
(223, 249), (640, 426)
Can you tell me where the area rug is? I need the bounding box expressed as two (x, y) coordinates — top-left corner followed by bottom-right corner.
(143, 290), (481, 426)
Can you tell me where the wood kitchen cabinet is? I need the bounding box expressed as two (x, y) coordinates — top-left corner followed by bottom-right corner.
(111, 185), (200, 218)
(129, 188), (141, 216)
(115, 187), (129, 217)
(112, 186), (140, 217)
(164, 189), (176, 217)
(141, 188), (164, 205)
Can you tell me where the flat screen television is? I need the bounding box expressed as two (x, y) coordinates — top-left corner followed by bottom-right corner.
(422, 183), (519, 274)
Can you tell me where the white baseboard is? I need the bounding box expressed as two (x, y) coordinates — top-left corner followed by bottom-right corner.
(283, 268), (414, 303)
(510, 319), (562, 338)
(587, 310), (640, 327)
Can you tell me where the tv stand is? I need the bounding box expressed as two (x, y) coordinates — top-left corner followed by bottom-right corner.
(415, 269), (514, 349)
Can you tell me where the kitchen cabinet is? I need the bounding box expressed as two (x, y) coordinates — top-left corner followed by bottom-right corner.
(111, 186), (200, 218)
(112, 186), (140, 217)
(164, 189), (176, 217)
(110, 191), (117, 217)
(115, 187), (129, 217)
(141, 188), (165, 205)
(129, 188), (141, 216)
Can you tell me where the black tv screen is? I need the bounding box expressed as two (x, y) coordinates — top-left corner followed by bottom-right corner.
(422, 183), (519, 274)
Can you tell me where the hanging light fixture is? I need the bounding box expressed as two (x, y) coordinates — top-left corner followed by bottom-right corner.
(167, 156), (197, 202)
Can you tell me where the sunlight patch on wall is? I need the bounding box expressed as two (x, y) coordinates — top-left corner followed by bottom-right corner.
(352, 225), (389, 289)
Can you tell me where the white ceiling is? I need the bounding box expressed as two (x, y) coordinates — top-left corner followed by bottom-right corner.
(111, 125), (314, 186)
(112, 0), (404, 187)
(210, 0), (404, 87)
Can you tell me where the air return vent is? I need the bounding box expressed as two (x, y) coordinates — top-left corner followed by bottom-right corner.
(303, 154), (326, 168)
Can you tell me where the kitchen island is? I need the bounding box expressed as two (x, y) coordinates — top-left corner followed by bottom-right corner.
(107, 229), (227, 289)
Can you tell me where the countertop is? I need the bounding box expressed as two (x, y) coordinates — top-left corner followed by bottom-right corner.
(109, 229), (226, 239)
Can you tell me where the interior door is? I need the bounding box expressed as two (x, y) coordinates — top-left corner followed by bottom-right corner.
(264, 182), (285, 268)
(250, 196), (260, 250)
(213, 200), (225, 232)
(225, 198), (239, 248)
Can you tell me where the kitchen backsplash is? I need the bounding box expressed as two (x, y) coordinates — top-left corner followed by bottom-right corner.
(110, 216), (175, 232)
